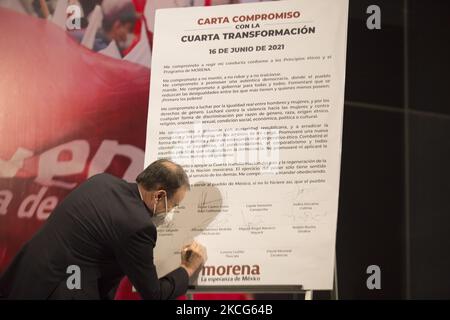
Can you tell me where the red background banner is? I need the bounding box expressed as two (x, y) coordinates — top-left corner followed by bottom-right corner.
(0, 0), (252, 300)
(0, 7), (150, 276)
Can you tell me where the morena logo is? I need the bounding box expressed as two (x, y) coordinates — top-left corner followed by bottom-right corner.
(201, 264), (260, 276)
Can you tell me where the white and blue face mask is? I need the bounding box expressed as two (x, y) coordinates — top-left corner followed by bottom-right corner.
(150, 213), (166, 227)
(151, 211), (175, 228)
(150, 193), (175, 228)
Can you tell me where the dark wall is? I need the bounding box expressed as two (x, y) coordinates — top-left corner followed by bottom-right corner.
(408, 0), (450, 299)
(336, 0), (450, 299)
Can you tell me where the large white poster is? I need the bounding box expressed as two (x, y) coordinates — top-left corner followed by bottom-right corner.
(145, 0), (348, 290)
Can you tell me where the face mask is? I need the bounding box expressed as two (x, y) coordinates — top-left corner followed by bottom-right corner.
(150, 213), (166, 227)
(152, 193), (168, 216)
(151, 193), (172, 228)
(151, 210), (175, 228)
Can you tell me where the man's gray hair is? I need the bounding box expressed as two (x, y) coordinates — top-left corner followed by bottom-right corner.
(136, 159), (190, 199)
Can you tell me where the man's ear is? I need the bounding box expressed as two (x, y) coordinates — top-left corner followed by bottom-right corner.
(157, 190), (166, 199)
(160, 190), (168, 199)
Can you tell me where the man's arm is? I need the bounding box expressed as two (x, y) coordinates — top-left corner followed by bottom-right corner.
(113, 226), (189, 300)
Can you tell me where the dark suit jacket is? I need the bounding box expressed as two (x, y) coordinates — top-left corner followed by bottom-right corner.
(0, 173), (189, 300)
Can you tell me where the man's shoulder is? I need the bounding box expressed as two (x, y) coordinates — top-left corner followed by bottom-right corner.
(69, 173), (132, 206)
(80, 173), (131, 191)
(88, 173), (124, 184)
(85, 174), (152, 232)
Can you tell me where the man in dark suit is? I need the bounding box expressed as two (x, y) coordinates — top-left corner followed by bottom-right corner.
(0, 159), (206, 299)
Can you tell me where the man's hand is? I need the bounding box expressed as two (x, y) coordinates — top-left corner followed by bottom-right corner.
(180, 241), (207, 277)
